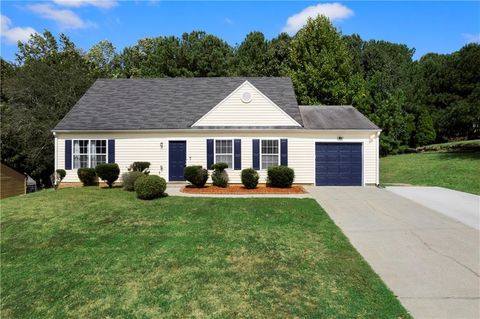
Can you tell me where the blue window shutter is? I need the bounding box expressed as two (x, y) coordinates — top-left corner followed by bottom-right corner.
(234, 139), (241, 170)
(252, 139), (260, 170)
(207, 139), (214, 169)
(108, 140), (115, 163)
(280, 139), (288, 166)
(65, 140), (72, 170)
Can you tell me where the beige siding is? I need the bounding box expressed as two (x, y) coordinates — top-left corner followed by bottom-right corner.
(193, 81), (300, 127)
(56, 130), (379, 185)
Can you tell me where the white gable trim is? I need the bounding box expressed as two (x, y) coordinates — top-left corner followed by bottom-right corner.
(191, 80), (302, 127)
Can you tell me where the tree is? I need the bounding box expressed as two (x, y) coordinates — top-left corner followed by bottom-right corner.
(1, 31), (96, 186)
(236, 31), (268, 76)
(415, 110), (436, 146)
(178, 31), (234, 77)
(86, 40), (119, 77)
(265, 33), (292, 76)
(286, 15), (355, 105)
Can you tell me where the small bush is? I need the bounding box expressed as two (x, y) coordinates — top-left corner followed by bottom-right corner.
(267, 166), (294, 188)
(77, 168), (98, 186)
(241, 168), (259, 189)
(211, 162), (229, 188)
(53, 169), (66, 190)
(184, 165), (208, 188)
(130, 162), (150, 173)
(122, 171), (144, 191)
(95, 163), (120, 188)
(211, 162), (228, 171)
(134, 175), (167, 200)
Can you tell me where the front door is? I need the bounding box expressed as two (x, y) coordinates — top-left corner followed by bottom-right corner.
(169, 141), (186, 181)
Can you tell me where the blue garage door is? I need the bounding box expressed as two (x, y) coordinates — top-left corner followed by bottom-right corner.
(315, 143), (362, 186)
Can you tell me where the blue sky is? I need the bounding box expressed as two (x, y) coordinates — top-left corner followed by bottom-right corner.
(1, 1), (479, 62)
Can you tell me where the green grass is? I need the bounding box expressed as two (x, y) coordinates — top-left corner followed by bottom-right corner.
(381, 152), (480, 194)
(1, 188), (409, 318)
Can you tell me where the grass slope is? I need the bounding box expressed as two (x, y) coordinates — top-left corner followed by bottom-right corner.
(1, 188), (409, 318)
(381, 152), (480, 194)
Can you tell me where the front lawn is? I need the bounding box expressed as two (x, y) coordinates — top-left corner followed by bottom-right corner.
(381, 152), (480, 195)
(1, 188), (409, 318)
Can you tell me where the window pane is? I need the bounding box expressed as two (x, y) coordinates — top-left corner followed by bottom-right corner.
(74, 140), (89, 154)
(262, 154), (278, 169)
(215, 140), (232, 154)
(215, 155), (232, 168)
(73, 155), (88, 169)
(261, 140), (278, 154)
(91, 155), (106, 168)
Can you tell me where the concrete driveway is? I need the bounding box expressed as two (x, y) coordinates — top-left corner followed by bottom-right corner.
(305, 186), (480, 319)
(387, 186), (479, 230)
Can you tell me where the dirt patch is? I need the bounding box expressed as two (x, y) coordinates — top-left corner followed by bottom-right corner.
(181, 185), (307, 194)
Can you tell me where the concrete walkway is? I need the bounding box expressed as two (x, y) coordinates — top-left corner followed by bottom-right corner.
(166, 184), (312, 198)
(387, 186), (480, 230)
(305, 186), (480, 319)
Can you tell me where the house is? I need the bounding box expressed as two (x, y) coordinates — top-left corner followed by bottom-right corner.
(0, 163), (26, 199)
(52, 77), (380, 186)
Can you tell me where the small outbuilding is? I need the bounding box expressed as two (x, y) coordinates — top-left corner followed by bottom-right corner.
(0, 163), (26, 199)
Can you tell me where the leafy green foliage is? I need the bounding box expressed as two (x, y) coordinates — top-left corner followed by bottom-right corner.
(241, 168), (259, 189)
(121, 171), (144, 191)
(415, 111), (436, 146)
(267, 166), (295, 188)
(77, 168), (98, 186)
(130, 161), (150, 173)
(55, 169), (66, 180)
(286, 16), (356, 106)
(53, 169), (66, 190)
(134, 175), (167, 200)
(183, 165), (208, 188)
(211, 162), (229, 188)
(95, 163), (120, 188)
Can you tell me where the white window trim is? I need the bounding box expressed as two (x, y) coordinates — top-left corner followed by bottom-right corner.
(72, 139), (108, 169)
(260, 138), (280, 170)
(213, 139), (234, 170)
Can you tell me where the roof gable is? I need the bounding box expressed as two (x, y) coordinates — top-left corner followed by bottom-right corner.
(53, 77), (303, 131)
(192, 81), (301, 127)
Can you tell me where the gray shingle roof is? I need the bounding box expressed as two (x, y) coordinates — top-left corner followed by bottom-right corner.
(53, 77), (302, 131)
(299, 105), (380, 130)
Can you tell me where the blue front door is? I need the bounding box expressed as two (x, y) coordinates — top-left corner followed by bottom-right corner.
(315, 143), (362, 186)
(169, 141), (186, 181)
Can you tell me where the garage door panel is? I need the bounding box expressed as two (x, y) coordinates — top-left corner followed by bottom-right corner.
(315, 142), (362, 186)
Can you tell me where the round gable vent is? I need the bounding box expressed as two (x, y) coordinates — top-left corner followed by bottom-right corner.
(241, 91), (252, 103)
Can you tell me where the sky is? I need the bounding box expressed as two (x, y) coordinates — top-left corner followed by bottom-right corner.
(1, 1), (479, 62)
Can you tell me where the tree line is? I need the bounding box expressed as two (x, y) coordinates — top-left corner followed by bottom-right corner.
(1, 16), (479, 186)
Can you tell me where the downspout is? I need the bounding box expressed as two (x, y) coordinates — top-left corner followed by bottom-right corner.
(53, 132), (57, 186)
(376, 131), (380, 186)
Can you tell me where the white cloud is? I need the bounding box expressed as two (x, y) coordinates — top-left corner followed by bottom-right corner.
(0, 14), (37, 44)
(52, 0), (118, 9)
(282, 2), (353, 35)
(28, 4), (94, 29)
(224, 17), (233, 25)
(463, 33), (480, 43)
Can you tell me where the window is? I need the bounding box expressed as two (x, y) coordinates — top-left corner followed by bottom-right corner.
(215, 139), (233, 168)
(73, 140), (107, 169)
(261, 139), (279, 169)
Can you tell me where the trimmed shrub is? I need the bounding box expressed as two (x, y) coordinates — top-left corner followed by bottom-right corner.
(267, 166), (294, 188)
(134, 175), (167, 200)
(77, 168), (98, 186)
(130, 162), (150, 173)
(241, 168), (259, 189)
(53, 169), (66, 190)
(211, 162), (229, 188)
(122, 171), (144, 191)
(184, 165), (208, 188)
(95, 163), (120, 188)
(211, 162), (228, 171)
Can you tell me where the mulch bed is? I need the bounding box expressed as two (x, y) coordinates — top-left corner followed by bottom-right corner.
(181, 184), (307, 194)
